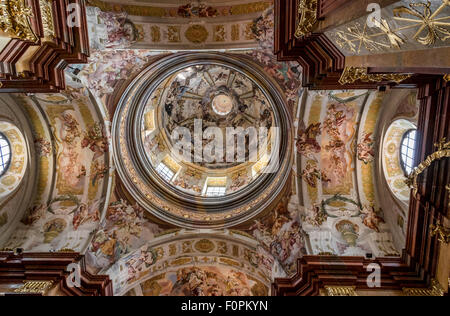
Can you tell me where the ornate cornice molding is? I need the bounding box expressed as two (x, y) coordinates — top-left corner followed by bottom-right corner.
(0, 251), (112, 296)
(0, 0), (90, 92)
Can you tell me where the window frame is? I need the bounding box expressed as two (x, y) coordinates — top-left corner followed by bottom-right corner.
(0, 132), (12, 177)
(399, 129), (417, 176)
(155, 162), (175, 182)
(205, 185), (227, 197)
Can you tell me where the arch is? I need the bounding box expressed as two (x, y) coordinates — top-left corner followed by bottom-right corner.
(0, 121), (28, 201)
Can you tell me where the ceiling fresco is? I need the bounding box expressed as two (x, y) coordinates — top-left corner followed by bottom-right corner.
(86, 1), (272, 50)
(0, 3), (420, 296)
(104, 230), (275, 296)
(1, 77), (112, 252)
(141, 63), (276, 197)
(296, 89), (416, 256)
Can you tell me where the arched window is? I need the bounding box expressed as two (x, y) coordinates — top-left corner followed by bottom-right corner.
(0, 132), (11, 177)
(400, 129), (417, 175)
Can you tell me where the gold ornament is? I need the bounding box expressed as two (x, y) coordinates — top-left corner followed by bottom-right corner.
(405, 138), (450, 196)
(430, 223), (450, 244)
(0, 0), (38, 41)
(403, 279), (445, 296)
(339, 67), (412, 85)
(14, 281), (53, 295)
(39, 0), (55, 38)
(185, 24), (209, 44)
(294, 0), (318, 38)
(393, 0), (450, 46)
(323, 286), (358, 296)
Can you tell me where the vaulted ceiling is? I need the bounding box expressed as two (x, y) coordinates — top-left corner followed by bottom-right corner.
(0, 1), (433, 296)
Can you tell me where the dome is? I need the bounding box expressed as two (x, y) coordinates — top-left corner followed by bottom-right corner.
(142, 63), (276, 197)
(112, 53), (293, 228)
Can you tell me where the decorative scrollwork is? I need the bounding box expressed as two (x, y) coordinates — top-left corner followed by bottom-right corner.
(0, 0), (38, 42)
(39, 0), (55, 38)
(294, 0), (318, 38)
(14, 280), (53, 294)
(405, 138), (450, 196)
(324, 286), (358, 296)
(446, 184), (450, 206)
(334, 0), (450, 54)
(444, 74), (450, 82)
(403, 279), (445, 296)
(393, 0), (450, 46)
(339, 67), (412, 85)
(430, 223), (450, 244)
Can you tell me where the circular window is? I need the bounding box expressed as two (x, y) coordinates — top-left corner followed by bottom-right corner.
(0, 132), (11, 177)
(400, 129), (417, 175)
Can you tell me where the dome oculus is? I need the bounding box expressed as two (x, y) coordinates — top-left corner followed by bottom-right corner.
(112, 53), (293, 228)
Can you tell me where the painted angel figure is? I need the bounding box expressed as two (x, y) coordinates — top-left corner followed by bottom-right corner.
(296, 121), (322, 157)
(361, 205), (385, 232)
(357, 132), (375, 164)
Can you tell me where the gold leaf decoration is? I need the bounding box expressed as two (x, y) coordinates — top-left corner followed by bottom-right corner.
(295, 0), (318, 38)
(185, 24), (209, 44)
(339, 67), (412, 85)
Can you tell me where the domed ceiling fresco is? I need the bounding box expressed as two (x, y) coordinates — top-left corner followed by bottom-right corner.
(0, 2), (417, 296)
(142, 63), (276, 197)
(112, 53), (293, 228)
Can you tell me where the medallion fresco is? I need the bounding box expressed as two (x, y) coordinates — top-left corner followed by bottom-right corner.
(138, 266), (268, 296)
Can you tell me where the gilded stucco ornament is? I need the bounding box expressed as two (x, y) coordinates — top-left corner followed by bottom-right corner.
(447, 184), (450, 206)
(14, 281), (54, 294)
(339, 67), (412, 85)
(294, 0), (318, 38)
(185, 24), (209, 44)
(323, 286), (358, 296)
(405, 137), (450, 196)
(112, 53), (293, 228)
(393, 0), (450, 46)
(334, 0), (450, 54)
(39, 0), (55, 38)
(402, 279), (445, 296)
(430, 223), (450, 244)
(0, 0), (38, 41)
